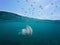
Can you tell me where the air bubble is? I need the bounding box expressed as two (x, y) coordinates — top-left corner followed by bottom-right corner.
(17, 0), (20, 2)
(39, 11), (40, 12)
(32, 8), (35, 11)
(39, 5), (43, 9)
(25, 11), (27, 13)
(26, 0), (28, 2)
(33, 2), (36, 4)
(51, 12), (54, 15)
(56, 5), (58, 8)
(21, 8), (24, 10)
(51, 3), (54, 5)
(31, 4), (33, 7)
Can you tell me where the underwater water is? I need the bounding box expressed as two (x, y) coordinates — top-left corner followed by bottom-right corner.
(0, 11), (60, 45)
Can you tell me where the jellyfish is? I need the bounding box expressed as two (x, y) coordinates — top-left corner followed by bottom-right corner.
(22, 28), (27, 35)
(18, 25), (33, 35)
(26, 25), (33, 35)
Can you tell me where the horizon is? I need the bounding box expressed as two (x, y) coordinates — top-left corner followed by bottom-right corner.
(0, 11), (60, 20)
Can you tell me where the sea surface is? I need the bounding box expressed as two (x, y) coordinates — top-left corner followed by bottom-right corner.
(0, 11), (60, 45)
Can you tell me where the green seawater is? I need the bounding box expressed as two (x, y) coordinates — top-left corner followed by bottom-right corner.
(0, 11), (60, 45)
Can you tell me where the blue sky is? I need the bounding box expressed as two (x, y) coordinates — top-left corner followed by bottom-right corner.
(0, 0), (60, 20)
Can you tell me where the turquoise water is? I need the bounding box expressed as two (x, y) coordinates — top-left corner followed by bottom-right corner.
(0, 11), (60, 45)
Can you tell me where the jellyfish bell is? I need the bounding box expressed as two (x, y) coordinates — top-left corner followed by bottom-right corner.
(18, 25), (33, 36)
(18, 28), (27, 35)
(22, 28), (27, 35)
(26, 25), (33, 35)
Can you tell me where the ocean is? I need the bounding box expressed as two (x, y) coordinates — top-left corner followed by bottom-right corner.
(0, 11), (60, 45)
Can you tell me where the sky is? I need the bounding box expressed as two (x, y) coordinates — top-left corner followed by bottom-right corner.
(0, 0), (60, 20)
